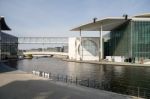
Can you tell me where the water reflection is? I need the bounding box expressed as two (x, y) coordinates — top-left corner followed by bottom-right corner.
(5, 58), (150, 96)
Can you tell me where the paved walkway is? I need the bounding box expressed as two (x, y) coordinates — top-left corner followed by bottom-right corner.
(0, 63), (134, 99)
(64, 59), (150, 67)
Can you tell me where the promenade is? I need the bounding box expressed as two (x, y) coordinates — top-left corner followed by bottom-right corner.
(64, 59), (150, 67)
(0, 63), (133, 99)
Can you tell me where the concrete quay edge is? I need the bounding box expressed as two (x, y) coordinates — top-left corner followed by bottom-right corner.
(63, 59), (150, 67)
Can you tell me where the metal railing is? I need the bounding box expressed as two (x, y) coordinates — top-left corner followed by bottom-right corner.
(32, 70), (150, 98)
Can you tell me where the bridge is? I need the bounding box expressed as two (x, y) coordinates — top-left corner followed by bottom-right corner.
(18, 37), (68, 44)
(18, 37), (68, 57)
(23, 51), (68, 56)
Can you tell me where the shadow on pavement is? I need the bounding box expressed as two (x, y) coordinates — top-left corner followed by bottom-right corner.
(0, 80), (92, 99)
(0, 63), (16, 73)
(3, 59), (18, 69)
(0, 80), (130, 99)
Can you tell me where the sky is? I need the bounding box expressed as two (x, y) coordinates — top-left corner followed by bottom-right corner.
(0, 0), (150, 37)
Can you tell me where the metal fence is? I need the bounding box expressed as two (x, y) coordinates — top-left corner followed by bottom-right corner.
(32, 70), (150, 98)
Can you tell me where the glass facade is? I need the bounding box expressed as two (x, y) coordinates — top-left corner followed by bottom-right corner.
(0, 31), (18, 60)
(108, 19), (150, 62)
(109, 21), (131, 58)
(132, 20), (150, 61)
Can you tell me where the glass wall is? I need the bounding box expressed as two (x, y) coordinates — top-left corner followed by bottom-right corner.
(109, 21), (131, 58)
(132, 20), (150, 61)
(108, 20), (150, 62)
(0, 31), (18, 60)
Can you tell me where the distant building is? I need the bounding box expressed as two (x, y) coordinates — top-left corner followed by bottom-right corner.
(0, 16), (18, 60)
(71, 13), (150, 63)
(62, 46), (68, 52)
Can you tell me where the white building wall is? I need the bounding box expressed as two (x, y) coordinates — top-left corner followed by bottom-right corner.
(69, 37), (100, 61)
(69, 38), (76, 60)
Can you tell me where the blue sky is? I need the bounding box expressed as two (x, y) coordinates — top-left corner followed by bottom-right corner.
(0, 0), (150, 37)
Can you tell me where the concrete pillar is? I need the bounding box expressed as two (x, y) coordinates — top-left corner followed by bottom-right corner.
(79, 29), (83, 61)
(99, 25), (103, 61)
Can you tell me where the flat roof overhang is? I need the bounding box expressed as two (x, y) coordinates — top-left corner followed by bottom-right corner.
(0, 16), (11, 31)
(134, 13), (150, 18)
(71, 17), (131, 31)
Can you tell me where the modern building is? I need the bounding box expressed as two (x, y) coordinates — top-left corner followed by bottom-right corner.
(71, 13), (150, 63)
(69, 37), (101, 61)
(0, 16), (18, 60)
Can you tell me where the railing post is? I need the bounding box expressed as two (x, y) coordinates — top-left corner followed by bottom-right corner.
(66, 75), (68, 83)
(87, 78), (90, 87)
(49, 72), (51, 79)
(57, 74), (59, 81)
(93, 80), (96, 88)
(70, 76), (72, 83)
(76, 77), (78, 85)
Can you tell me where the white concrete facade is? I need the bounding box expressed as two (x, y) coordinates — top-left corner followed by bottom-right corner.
(69, 37), (100, 61)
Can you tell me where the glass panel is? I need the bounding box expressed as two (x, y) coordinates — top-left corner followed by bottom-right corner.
(109, 22), (131, 58)
(132, 21), (150, 61)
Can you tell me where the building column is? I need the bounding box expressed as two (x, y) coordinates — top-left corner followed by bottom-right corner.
(79, 29), (83, 61)
(42, 37), (44, 52)
(99, 25), (103, 61)
(0, 17), (1, 60)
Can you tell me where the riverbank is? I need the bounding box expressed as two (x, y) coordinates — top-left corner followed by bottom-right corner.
(63, 59), (150, 67)
(0, 63), (134, 99)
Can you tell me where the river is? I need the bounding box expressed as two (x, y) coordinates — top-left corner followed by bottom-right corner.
(5, 57), (150, 98)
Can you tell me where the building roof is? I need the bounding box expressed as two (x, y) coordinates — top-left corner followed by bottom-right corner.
(0, 16), (11, 31)
(71, 13), (150, 31)
(71, 17), (131, 31)
(134, 13), (150, 18)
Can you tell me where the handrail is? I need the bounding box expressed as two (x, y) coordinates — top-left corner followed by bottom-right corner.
(32, 70), (150, 98)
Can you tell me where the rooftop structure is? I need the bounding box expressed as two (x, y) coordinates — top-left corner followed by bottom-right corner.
(71, 13), (150, 62)
(0, 16), (11, 31)
(71, 17), (130, 31)
(71, 13), (150, 31)
(0, 16), (18, 60)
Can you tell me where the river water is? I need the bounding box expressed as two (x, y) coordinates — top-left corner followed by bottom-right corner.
(5, 57), (150, 98)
